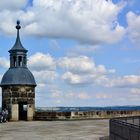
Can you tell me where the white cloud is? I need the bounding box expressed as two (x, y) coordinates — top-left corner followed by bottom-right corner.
(26, 0), (126, 44)
(51, 92), (61, 98)
(37, 83), (46, 88)
(95, 75), (109, 86)
(60, 55), (115, 85)
(97, 65), (107, 75)
(65, 92), (91, 100)
(95, 93), (112, 99)
(50, 89), (62, 98)
(0, 0), (26, 11)
(60, 56), (96, 85)
(0, 57), (9, 68)
(0, 0), (126, 44)
(96, 75), (140, 88)
(33, 70), (58, 84)
(130, 88), (140, 94)
(62, 72), (80, 84)
(0, 74), (2, 82)
(127, 92), (140, 102)
(28, 52), (140, 90)
(28, 52), (56, 71)
(68, 44), (99, 56)
(108, 69), (116, 74)
(58, 56), (96, 74)
(0, 10), (23, 35)
(127, 12), (140, 43)
(110, 75), (140, 88)
(77, 93), (91, 100)
(62, 72), (94, 85)
(27, 53), (58, 97)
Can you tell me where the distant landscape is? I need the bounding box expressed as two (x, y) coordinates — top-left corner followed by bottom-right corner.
(36, 106), (140, 112)
(1, 106), (140, 112)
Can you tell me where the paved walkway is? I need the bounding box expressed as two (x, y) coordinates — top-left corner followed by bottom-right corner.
(0, 120), (109, 140)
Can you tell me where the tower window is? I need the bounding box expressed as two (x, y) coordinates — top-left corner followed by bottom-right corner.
(18, 56), (22, 66)
(23, 57), (26, 66)
(13, 56), (16, 67)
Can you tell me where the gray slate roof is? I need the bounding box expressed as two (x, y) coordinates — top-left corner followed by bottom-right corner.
(9, 31), (27, 53)
(1, 67), (36, 86)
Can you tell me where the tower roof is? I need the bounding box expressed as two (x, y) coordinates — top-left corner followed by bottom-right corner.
(9, 20), (27, 53)
(1, 67), (36, 86)
(0, 21), (36, 87)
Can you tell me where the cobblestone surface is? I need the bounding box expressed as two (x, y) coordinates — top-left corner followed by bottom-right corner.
(0, 120), (109, 140)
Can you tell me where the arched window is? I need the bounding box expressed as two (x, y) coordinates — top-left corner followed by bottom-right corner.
(18, 56), (22, 66)
(13, 56), (16, 67)
(23, 57), (26, 66)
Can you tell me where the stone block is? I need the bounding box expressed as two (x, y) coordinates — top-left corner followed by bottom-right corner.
(11, 104), (18, 121)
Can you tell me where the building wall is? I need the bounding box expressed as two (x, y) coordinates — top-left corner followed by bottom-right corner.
(1, 85), (35, 121)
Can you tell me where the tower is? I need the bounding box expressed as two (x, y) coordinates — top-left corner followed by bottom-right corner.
(0, 21), (36, 121)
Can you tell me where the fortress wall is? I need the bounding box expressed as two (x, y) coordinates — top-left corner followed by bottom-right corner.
(34, 110), (140, 120)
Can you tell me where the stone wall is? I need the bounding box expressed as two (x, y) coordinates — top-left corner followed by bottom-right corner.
(1, 85), (35, 121)
(34, 110), (140, 120)
(70, 110), (140, 119)
(2, 86), (35, 106)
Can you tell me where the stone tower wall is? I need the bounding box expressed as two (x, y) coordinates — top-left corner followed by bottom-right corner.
(2, 85), (35, 121)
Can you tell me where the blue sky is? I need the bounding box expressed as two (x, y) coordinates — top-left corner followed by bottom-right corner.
(0, 0), (140, 107)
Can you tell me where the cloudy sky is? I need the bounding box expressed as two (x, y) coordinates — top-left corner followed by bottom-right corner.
(0, 0), (140, 107)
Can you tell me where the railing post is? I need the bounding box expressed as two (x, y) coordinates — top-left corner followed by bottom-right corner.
(109, 119), (112, 140)
(139, 117), (140, 126)
(133, 117), (134, 124)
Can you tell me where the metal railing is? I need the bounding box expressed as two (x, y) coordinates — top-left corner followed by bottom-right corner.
(110, 116), (140, 140)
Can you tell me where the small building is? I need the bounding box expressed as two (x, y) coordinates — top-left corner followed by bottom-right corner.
(0, 21), (36, 121)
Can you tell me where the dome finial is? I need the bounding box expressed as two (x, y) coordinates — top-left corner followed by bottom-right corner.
(8, 20), (27, 53)
(16, 20), (21, 30)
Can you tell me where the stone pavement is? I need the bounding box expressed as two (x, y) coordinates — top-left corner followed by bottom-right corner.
(0, 119), (109, 140)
